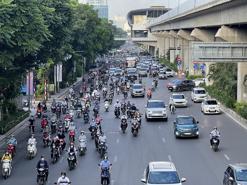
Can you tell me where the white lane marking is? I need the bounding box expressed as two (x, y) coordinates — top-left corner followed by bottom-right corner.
(162, 137), (166, 143)
(116, 138), (119, 144)
(113, 155), (118, 163)
(224, 110), (247, 130)
(111, 180), (115, 185)
(168, 155), (172, 161)
(224, 154), (230, 161)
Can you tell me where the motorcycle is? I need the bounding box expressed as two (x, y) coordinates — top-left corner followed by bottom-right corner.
(103, 90), (107, 99)
(51, 119), (57, 134)
(211, 136), (220, 152)
(120, 117), (128, 134)
(121, 105), (126, 114)
(131, 121), (139, 137)
(43, 132), (50, 147)
(147, 93), (152, 100)
(114, 107), (120, 118)
(51, 105), (56, 113)
(101, 167), (110, 185)
(69, 130), (75, 143)
(83, 112), (89, 124)
(64, 119), (70, 132)
(37, 111), (42, 119)
(51, 144), (60, 164)
(78, 139), (87, 156)
(37, 168), (47, 185)
(98, 141), (107, 159)
(62, 105), (67, 114)
(76, 109), (82, 118)
(90, 127), (97, 139)
(27, 142), (37, 159)
(67, 152), (76, 170)
(104, 101), (109, 112)
(2, 160), (11, 179)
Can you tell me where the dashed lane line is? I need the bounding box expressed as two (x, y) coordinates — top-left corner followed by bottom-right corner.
(162, 137), (166, 143)
(224, 154), (230, 161)
(168, 154), (172, 161)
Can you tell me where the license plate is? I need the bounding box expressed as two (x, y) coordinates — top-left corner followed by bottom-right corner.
(184, 133), (191, 135)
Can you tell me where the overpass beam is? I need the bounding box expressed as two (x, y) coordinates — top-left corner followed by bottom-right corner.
(177, 29), (195, 41)
(215, 26), (247, 102)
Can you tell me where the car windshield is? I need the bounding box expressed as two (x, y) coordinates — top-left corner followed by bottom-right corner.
(206, 100), (218, 105)
(115, 69), (121, 73)
(148, 171), (180, 184)
(147, 101), (165, 108)
(177, 117), (195, 125)
(133, 85), (142, 89)
(128, 71), (136, 75)
(173, 95), (185, 99)
(166, 69), (172, 72)
(140, 68), (147, 71)
(236, 169), (247, 181)
(195, 90), (206, 94)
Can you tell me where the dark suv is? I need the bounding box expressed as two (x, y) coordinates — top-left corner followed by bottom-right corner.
(170, 80), (195, 92)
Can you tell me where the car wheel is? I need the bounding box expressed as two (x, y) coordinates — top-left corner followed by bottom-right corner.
(164, 117), (168, 122)
(145, 115), (149, 121)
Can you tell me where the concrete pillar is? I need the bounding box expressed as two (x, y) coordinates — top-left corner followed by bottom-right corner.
(156, 37), (165, 58)
(215, 25), (247, 102)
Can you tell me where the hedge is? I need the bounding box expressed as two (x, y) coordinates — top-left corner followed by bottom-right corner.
(0, 110), (29, 134)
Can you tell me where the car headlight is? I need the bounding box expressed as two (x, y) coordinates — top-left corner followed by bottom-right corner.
(147, 110), (152, 114)
(175, 131), (179, 135)
(196, 131), (199, 135)
(173, 85), (176, 89)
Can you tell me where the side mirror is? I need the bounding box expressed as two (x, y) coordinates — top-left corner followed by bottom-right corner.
(141, 178), (147, 183)
(196, 121), (199, 124)
(229, 177), (234, 181)
(173, 121), (176, 124)
(181, 177), (186, 183)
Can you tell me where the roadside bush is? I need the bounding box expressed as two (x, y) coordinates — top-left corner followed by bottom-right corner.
(235, 102), (247, 119)
(0, 110), (29, 134)
(159, 58), (178, 72)
(205, 85), (236, 109)
(187, 75), (204, 80)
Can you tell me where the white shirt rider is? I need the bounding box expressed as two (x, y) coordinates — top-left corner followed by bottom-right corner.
(114, 101), (121, 108)
(99, 134), (107, 144)
(210, 128), (220, 139)
(57, 175), (70, 185)
(28, 136), (37, 145)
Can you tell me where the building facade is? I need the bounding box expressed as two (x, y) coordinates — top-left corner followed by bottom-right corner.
(85, 0), (109, 19)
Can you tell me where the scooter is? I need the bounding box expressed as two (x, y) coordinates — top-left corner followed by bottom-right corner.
(131, 121), (139, 137)
(67, 152), (76, 170)
(211, 136), (220, 152)
(78, 139), (87, 156)
(27, 142), (37, 159)
(120, 117), (128, 134)
(104, 101), (109, 112)
(2, 160), (12, 179)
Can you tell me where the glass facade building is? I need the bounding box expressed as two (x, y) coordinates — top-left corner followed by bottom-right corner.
(87, 0), (108, 19)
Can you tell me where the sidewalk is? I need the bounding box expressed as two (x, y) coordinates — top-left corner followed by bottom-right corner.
(0, 78), (82, 144)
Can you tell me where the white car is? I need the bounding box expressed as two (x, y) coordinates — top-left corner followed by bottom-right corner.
(193, 78), (205, 87)
(169, 93), (188, 107)
(166, 68), (175, 77)
(141, 161), (186, 185)
(158, 71), (167, 79)
(191, 87), (208, 102)
(201, 99), (221, 114)
(145, 100), (168, 121)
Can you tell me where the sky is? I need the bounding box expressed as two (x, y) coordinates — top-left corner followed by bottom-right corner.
(107, 0), (187, 28)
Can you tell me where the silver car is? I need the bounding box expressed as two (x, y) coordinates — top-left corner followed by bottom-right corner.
(131, 84), (145, 97)
(145, 100), (168, 121)
(169, 93), (188, 107)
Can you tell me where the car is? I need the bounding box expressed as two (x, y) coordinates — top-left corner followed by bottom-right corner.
(201, 99), (221, 114)
(158, 71), (167, 79)
(193, 78), (205, 87)
(223, 163), (247, 185)
(166, 68), (175, 77)
(131, 84), (145, 97)
(191, 87), (208, 102)
(167, 79), (181, 90)
(126, 68), (138, 80)
(169, 93), (188, 107)
(138, 68), (148, 77)
(173, 115), (199, 138)
(109, 67), (116, 76)
(114, 68), (123, 76)
(171, 80), (195, 92)
(141, 161), (186, 185)
(145, 100), (168, 121)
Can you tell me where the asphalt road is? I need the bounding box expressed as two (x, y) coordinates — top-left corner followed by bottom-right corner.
(0, 76), (247, 185)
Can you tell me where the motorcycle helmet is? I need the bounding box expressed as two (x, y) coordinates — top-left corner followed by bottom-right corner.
(81, 130), (85, 135)
(104, 155), (108, 161)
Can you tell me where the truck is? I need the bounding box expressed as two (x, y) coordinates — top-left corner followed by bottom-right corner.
(126, 57), (138, 68)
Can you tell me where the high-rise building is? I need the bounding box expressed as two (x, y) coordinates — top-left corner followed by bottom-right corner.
(81, 0), (108, 19)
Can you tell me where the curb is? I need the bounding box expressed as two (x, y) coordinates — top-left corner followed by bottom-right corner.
(220, 104), (247, 130)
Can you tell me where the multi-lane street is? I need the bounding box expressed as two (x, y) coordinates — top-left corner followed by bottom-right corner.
(0, 74), (247, 185)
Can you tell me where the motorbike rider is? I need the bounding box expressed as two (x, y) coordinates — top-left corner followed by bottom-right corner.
(210, 127), (220, 146)
(114, 100), (121, 109)
(28, 134), (37, 145)
(147, 88), (152, 99)
(169, 103), (176, 114)
(1, 152), (12, 162)
(36, 156), (49, 181)
(89, 118), (97, 132)
(29, 115), (35, 133)
(99, 132), (107, 145)
(7, 135), (17, 153)
(67, 143), (77, 165)
(99, 156), (112, 185)
(56, 172), (71, 185)
(79, 131), (87, 144)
